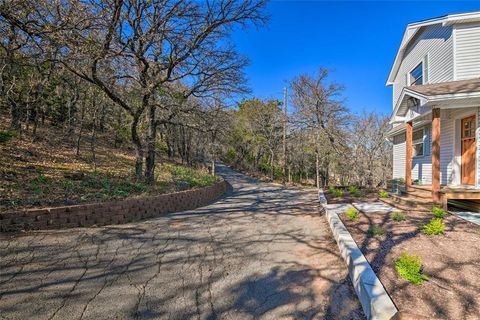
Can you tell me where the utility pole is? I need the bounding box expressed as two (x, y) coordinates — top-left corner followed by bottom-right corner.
(282, 87), (287, 183)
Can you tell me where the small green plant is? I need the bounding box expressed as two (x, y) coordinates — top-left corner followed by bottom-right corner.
(348, 185), (362, 197)
(328, 185), (335, 193)
(422, 218), (445, 235)
(395, 252), (428, 285)
(30, 173), (49, 194)
(333, 189), (344, 198)
(390, 211), (407, 222)
(378, 190), (389, 198)
(368, 225), (385, 236)
(348, 185), (359, 193)
(346, 207), (359, 220)
(0, 130), (16, 143)
(432, 206), (447, 219)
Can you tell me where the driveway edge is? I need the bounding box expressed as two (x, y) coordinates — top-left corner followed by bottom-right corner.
(319, 189), (398, 320)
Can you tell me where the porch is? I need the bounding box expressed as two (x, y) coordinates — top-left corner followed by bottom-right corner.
(383, 183), (480, 212)
(390, 78), (480, 209)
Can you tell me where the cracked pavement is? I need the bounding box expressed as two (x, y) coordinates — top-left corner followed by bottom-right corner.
(0, 165), (364, 319)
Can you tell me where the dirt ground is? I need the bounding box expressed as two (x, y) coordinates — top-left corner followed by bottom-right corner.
(329, 189), (480, 319)
(0, 115), (216, 213)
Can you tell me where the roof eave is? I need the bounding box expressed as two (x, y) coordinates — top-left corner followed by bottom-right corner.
(386, 11), (480, 86)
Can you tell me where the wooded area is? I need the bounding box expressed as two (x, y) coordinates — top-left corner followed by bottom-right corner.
(0, 0), (391, 201)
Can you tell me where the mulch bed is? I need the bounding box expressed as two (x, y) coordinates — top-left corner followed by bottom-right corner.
(326, 190), (480, 319)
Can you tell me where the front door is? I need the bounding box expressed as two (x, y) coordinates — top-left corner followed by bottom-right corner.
(461, 115), (476, 185)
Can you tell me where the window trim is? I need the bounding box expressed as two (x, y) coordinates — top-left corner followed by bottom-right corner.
(412, 127), (425, 158)
(409, 62), (423, 86)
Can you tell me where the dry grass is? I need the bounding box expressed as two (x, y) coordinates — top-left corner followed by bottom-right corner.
(0, 116), (217, 212)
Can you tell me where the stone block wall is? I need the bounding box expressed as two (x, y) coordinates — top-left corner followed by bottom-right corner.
(0, 180), (228, 232)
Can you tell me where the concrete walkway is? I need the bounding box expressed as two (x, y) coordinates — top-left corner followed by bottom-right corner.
(0, 165), (363, 319)
(450, 211), (480, 226)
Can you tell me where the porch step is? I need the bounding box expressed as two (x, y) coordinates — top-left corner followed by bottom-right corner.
(379, 195), (433, 212)
(408, 185), (433, 198)
(404, 189), (432, 200)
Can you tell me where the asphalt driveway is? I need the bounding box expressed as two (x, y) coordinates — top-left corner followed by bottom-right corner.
(0, 165), (363, 319)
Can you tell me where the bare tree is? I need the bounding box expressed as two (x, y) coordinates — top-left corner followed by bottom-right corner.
(290, 67), (349, 188)
(1, 0), (266, 182)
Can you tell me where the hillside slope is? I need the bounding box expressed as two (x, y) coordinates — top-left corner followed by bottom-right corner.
(0, 115), (216, 213)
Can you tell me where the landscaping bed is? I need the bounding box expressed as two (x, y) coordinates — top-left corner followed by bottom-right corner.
(324, 186), (380, 204)
(326, 189), (480, 319)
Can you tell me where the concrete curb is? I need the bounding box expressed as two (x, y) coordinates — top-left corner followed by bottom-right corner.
(319, 189), (398, 320)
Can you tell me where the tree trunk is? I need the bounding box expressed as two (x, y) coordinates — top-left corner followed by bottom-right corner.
(75, 101), (86, 157)
(315, 150), (320, 189)
(270, 149), (275, 181)
(131, 116), (143, 179)
(145, 104), (156, 184)
(9, 99), (21, 130)
(90, 100), (98, 171)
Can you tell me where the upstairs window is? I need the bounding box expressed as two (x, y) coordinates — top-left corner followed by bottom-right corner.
(410, 63), (423, 86)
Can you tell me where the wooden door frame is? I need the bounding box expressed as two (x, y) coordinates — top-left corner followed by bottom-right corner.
(461, 114), (476, 186)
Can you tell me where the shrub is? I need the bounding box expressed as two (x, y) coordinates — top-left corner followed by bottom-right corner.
(333, 189), (344, 198)
(348, 186), (359, 193)
(378, 190), (389, 198)
(422, 218), (445, 235)
(170, 165), (217, 188)
(346, 207), (359, 220)
(432, 206), (447, 219)
(30, 173), (49, 194)
(368, 225), (385, 236)
(328, 185), (335, 193)
(395, 252), (428, 285)
(348, 185), (362, 197)
(390, 211), (407, 222)
(0, 130), (16, 143)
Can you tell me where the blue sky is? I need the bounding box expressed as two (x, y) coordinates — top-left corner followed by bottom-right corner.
(232, 0), (480, 116)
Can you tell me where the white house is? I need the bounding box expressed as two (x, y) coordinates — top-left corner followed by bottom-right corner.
(387, 11), (480, 206)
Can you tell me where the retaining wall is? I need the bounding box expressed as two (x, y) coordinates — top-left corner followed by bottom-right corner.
(0, 180), (228, 232)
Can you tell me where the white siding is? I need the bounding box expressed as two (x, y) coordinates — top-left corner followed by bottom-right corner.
(393, 133), (406, 179)
(440, 109), (455, 185)
(412, 125), (432, 184)
(393, 24), (454, 107)
(454, 23), (480, 80)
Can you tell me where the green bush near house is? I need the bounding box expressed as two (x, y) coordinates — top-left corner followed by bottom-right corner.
(422, 218), (445, 235)
(390, 211), (407, 222)
(378, 190), (389, 198)
(368, 225), (385, 236)
(395, 252), (428, 285)
(346, 207), (359, 220)
(333, 188), (344, 198)
(432, 206), (447, 219)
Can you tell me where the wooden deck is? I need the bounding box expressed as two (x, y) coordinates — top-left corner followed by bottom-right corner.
(410, 184), (480, 210)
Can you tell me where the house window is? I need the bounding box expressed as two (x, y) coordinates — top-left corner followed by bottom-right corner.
(410, 63), (423, 86)
(412, 128), (424, 157)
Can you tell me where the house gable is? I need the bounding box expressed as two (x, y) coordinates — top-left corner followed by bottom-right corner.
(391, 24), (454, 107)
